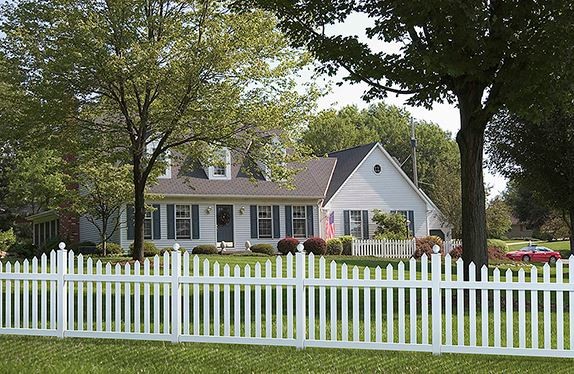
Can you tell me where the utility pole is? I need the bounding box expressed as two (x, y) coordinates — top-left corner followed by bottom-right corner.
(410, 119), (419, 187)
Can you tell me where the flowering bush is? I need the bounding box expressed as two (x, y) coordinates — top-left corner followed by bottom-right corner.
(413, 236), (444, 259)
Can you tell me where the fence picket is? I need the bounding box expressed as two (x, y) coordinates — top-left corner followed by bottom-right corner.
(163, 252), (170, 334)
(506, 269), (513, 348)
(14, 261), (20, 329)
(182, 253), (189, 335)
(193, 256), (200, 336)
(330, 261), (337, 341)
(276, 257), (283, 339)
(254, 262), (261, 338)
(87, 258), (93, 332)
(265, 260), (272, 339)
(518, 269), (526, 349)
(341, 263), (348, 342)
(444, 255), (451, 346)
(67, 252), (74, 330)
(456, 259), (464, 346)
(124, 263), (131, 334)
(421, 255), (428, 345)
(96, 261), (103, 332)
(531, 266), (538, 349)
(469, 263), (476, 347)
(319, 257), (326, 341)
(115, 263), (121, 333)
(375, 266), (382, 343)
(76, 256), (83, 332)
(386, 264), (393, 343)
(286, 253), (293, 339)
(224, 264), (231, 337)
(397, 262), (405, 344)
(493, 268), (501, 348)
(153, 256), (160, 335)
(105, 263), (112, 332)
(481, 265), (488, 347)
(134, 261), (141, 334)
(556, 260), (564, 350)
(41, 255), (47, 330)
(245, 265), (251, 338)
(214, 262), (221, 337)
(234, 265), (241, 337)
(50, 251), (56, 330)
(543, 264), (551, 349)
(364, 267), (371, 343)
(352, 266), (359, 342)
(203, 259), (210, 336)
(5, 263), (11, 329)
(308, 253), (315, 340)
(143, 259), (150, 334)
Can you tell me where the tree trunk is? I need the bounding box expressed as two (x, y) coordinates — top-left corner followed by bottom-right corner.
(132, 157), (146, 261)
(456, 90), (489, 279)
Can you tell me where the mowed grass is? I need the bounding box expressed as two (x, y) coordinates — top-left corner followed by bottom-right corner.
(0, 335), (573, 373)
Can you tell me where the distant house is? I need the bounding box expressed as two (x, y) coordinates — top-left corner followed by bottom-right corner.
(28, 142), (451, 250)
(507, 216), (534, 239)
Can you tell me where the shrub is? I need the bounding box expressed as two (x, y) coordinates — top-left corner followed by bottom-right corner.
(304, 237), (327, 256)
(192, 244), (218, 255)
(129, 241), (160, 257)
(8, 241), (37, 258)
(339, 236), (354, 255)
(277, 237), (299, 255)
(326, 238), (343, 255)
(97, 242), (124, 256)
(448, 245), (508, 261)
(487, 239), (508, 252)
(0, 229), (16, 253)
(250, 243), (276, 256)
(372, 210), (408, 240)
(413, 236), (444, 259)
(38, 236), (65, 255)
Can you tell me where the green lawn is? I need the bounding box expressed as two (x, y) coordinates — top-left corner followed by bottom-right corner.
(0, 335), (572, 373)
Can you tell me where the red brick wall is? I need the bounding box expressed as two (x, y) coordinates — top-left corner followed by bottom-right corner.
(59, 211), (80, 244)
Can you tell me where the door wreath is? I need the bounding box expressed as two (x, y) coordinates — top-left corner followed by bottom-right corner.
(217, 209), (231, 226)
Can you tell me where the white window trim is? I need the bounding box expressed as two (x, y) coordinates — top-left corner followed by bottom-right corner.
(144, 210), (153, 240)
(175, 204), (192, 240)
(349, 210), (363, 238)
(208, 148), (231, 180)
(257, 205), (273, 239)
(292, 206), (307, 238)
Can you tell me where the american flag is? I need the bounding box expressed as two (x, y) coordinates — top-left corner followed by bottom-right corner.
(325, 211), (335, 239)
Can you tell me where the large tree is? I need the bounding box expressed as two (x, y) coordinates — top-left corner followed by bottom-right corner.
(2, 1), (315, 260)
(488, 109), (574, 254)
(246, 0), (574, 269)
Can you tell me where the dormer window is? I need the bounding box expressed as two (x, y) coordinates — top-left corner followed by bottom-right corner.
(208, 148), (231, 180)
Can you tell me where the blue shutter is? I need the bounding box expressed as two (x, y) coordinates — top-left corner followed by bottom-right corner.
(192, 205), (200, 239)
(167, 204), (175, 239)
(152, 204), (161, 239)
(127, 205), (134, 240)
(362, 210), (369, 239)
(306, 206), (314, 237)
(273, 206), (280, 238)
(285, 206), (292, 237)
(343, 210), (350, 235)
(250, 205), (258, 239)
(408, 210), (415, 237)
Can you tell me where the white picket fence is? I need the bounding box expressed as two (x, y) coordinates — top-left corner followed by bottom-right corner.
(1, 247), (574, 358)
(353, 238), (463, 258)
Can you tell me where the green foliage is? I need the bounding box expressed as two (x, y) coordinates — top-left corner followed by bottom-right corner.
(129, 242), (160, 258)
(503, 180), (551, 230)
(0, 228), (16, 253)
(249, 243), (276, 256)
(538, 214), (571, 241)
(338, 236), (354, 256)
(277, 238), (299, 255)
(372, 210), (408, 240)
(326, 238), (343, 255)
(486, 198), (512, 239)
(7, 241), (37, 258)
(303, 237), (327, 256)
(192, 245), (218, 255)
(97, 242), (124, 256)
(486, 239), (508, 253)
(39, 236), (64, 255)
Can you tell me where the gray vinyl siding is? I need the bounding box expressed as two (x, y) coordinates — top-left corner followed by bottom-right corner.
(323, 147), (430, 238)
(79, 214), (122, 245)
(119, 198), (320, 250)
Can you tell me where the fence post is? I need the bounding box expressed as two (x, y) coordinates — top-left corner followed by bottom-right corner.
(295, 251), (306, 349)
(351, 239), (356, 256)
(57, 244), (68, 339)
(171, 247), (181, 343)
(431, 251), (442, 355)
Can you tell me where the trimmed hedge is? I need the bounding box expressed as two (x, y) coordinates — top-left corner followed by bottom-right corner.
(129, 241), (160, 257)
(339, 236), (354, 255)
(250, 243), (276, 256)
(304, 237), (327, 256)
(192, 244), (218, 255)
(326, 238), (343, 255)
(277, 237), (300, 255)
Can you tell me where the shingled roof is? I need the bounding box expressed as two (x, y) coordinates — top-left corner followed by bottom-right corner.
(149, 156), (337, 199)
(324, 142), (378, 203)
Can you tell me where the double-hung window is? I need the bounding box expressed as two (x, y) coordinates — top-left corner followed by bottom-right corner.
(257, 206), (273, 238)
(176, 205), (192, 239)
(144, 210), (153, 239)
(350, 210), (363, 238)
(292, 206), (307, 238)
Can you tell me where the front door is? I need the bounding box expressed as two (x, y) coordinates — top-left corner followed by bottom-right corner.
(216, 205), (234, 246)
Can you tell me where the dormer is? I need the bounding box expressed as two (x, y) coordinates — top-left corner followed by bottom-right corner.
(146, 140), (172, 179)
(207, 148), (231, 180)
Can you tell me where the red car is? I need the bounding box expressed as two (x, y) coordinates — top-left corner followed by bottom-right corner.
(506, 245), (561, 264)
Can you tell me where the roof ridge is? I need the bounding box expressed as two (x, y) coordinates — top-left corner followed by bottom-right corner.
(327, 142), (378, 156)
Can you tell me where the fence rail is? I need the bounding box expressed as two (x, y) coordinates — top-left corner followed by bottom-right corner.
(0, 247), (573, 358)
(353, 238), (462, 258)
